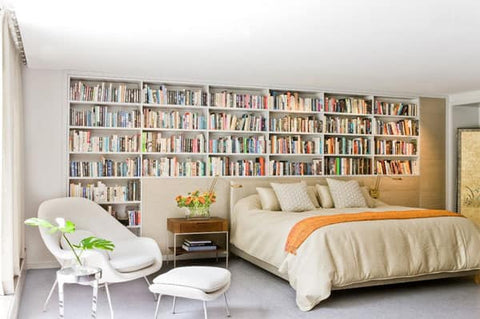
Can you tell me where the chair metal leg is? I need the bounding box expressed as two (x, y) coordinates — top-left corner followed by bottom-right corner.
(224, 293), (231, 317)
(154, 295), (162, 319)
(171, 296), (176, 314)
(144, 276), (158, 301)
(43, 278), (57, 311)
(104, 283), (114, 319)
(203, 301), (208, 319)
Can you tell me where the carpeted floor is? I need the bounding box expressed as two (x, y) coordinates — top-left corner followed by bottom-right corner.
(18, 256), (480, 319)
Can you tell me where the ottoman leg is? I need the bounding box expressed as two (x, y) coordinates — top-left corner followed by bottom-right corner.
(203, 301), (208, 319)
(224, 293), (231, 317)
(154, 294), (162, 319)
(171, 296), (176, 314)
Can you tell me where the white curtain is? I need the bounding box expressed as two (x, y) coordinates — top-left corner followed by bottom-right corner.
(0, 9), (24, 296)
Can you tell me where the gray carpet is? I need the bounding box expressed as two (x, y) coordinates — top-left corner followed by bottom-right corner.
(19, 257), (480, 319)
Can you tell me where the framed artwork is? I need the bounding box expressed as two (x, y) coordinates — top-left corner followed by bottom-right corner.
(457, 128), (480, 225)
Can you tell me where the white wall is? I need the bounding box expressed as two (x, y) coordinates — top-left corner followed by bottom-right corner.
(23, 68), (66, 268)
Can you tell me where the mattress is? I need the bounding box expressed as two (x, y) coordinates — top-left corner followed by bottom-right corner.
(230, 194), (480, 311)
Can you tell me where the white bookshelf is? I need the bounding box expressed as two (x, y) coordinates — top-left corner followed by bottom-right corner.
(66, 76), (421, 233)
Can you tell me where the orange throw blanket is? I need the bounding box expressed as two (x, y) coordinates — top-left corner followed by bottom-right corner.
(285, 210), (463, 254)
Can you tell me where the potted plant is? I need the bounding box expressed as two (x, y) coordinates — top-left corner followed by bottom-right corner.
(25, 217), (114, 268)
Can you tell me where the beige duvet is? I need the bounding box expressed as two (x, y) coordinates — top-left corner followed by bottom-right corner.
(231, 195), (480, 311)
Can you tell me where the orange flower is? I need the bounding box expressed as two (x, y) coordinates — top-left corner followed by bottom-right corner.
(198, 197), (206, 204)
(185, 197), (192, 205)
(175, 195), (182, 202)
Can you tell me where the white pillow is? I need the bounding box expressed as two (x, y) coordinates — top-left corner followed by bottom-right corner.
(326, 178), (367, 208)
(256, 187), (281, 211)
(270, 181), (315, 212)
(307, 186), (320, 208)
(315, 184), (334, 208)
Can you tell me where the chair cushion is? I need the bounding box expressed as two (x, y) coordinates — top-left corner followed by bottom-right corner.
(109, 239), (156, 273)
(153, 266), (231, 293)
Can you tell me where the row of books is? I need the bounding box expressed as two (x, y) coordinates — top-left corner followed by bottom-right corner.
(269, 159), (323, 176)
(270, 136), (322, 154)
(142, 158), (207, 177)
(182, 239), (217, 252)
(144, 109), (207, 130)
(270, 91), (323, 112)
(325, 117), (372, 135)
(143, 85), (208, 106)
(374, 102), (418, 117)
(209, 113), (266, 132)
(70, 157), (141, 177)
(325, 97), (372, 114)
(375, 119), (419, 136)
(141, 132), (206, 153)
(69, 131), (140, 153)
(325, 157), (372, 175)
(209, 136), (266, 154)
(127, 210), (141, 226)
(69, 181), (140, 202)
(210, 91), (269, 110)
(70, 106), (141, 128)
(375, 140), (417, 156)
(70, 81), (141, 103)
(324, 137), (371, 155)
(376, 159), (418, 175)
(269, 116), (322, 133)
(209, 157), (266, 176)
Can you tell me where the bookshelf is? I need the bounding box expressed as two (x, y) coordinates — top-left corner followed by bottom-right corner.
(67, 77), (421, 232)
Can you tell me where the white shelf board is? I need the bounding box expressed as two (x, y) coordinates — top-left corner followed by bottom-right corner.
(69, 176), (141, 180)
(69, 100), (141, 107)
(69, 126), (141, 131)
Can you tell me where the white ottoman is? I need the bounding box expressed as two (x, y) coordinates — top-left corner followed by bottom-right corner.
(149, 266), (231, 319)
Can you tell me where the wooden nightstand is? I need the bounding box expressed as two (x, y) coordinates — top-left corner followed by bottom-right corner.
(167, 217), (229, 268)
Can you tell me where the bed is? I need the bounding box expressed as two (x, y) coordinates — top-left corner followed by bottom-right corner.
(229, 181), (480, 311)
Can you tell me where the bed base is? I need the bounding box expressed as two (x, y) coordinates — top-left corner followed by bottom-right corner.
(230, 244), (480, 290)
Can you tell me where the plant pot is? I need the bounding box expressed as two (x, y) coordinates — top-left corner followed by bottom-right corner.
(186, 206), (210, 219)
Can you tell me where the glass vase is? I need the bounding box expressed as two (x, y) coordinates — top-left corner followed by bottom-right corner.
(186, 206), (210, 219)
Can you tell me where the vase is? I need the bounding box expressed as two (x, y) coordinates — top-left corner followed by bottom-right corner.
(186, 206), (210, 219)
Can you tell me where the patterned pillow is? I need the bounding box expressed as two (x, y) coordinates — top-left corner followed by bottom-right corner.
(270, 181), (315, 212)
(326, 179), (367, 208)
(307, 186), (320, 208)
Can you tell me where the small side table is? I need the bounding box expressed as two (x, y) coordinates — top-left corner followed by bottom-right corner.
(56, 266), (102, 318)
(167, 217), (229, 268)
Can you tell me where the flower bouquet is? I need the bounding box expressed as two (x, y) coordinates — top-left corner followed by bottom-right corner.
(175, 177), (218, 219)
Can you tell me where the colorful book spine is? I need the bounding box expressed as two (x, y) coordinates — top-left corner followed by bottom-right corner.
(375, 139), (417, 155)
(374, 101), (418, 116)
(375, 119), (419, 136)
(324, 157), (372, 175)
(70, 81), (141, 103)
(143, 84), (207, 106)
(70, 106), (141, 128)
(210, 91), (269, 110)
(269, 159), (322, 176)
(70, 157), (141, 177)
(209, 135), (266, 154)
(142, 157), (206, 177)
(69, 181), (140, 202)
(141, 133), (205, 153)
(324, 97), (372, 114)
(143, 109), (207, 130)
(269, 116), (322, 133)
(270, 92), (323, 112)
(209, 113), (266, 131)
(208, 157), (266, 176)
(325, 116), (372, 135)
(375, 159), (419, 175)
(69, 130), (140, 152)
(269, 136), (321, 154)
(324, 136), (371, 155)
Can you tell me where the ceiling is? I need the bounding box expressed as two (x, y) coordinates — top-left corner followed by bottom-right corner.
(7, 0), (480, 96)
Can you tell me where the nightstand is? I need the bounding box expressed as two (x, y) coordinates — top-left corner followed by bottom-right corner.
(167, 217), (229, 268)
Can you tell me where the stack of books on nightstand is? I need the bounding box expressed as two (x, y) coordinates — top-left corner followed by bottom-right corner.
(182, 239), (217, 252)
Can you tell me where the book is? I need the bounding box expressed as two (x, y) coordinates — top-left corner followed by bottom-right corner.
(182, 244), (217, 252)
(184, 239), (212, 245)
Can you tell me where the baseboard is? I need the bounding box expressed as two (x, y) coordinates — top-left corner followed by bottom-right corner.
(26, 260), (59, 270)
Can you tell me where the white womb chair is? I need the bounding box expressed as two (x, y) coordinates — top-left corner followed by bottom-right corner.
(37, 197), (163, 318)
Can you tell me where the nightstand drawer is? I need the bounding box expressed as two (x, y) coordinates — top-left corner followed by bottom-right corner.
(167, 217), (228, 233)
